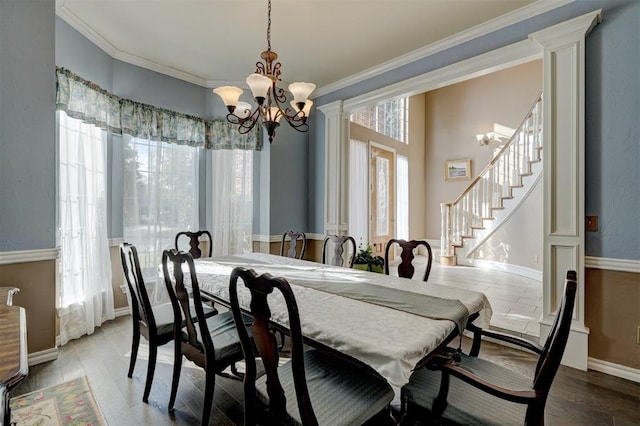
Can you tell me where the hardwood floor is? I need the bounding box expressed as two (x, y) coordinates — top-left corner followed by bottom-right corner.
(13, 315), (640, 425)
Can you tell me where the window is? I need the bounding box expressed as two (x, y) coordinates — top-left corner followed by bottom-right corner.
(396, 155), (409, 241)
(208, 149), (253, 256)
(123, 135), (199, 282)
(350, 98), (409, 143)
(58, 111), (114, 344)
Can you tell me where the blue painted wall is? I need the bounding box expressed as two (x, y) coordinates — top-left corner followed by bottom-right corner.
(311, 0), (640, 261)
(584, 0), (640, 259)
(269, 123), (308, 235)
(3, 1), (637, 262)
(0, 0), (56, 251)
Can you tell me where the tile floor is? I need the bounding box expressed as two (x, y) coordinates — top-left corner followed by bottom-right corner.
(389, 256), (542, 339)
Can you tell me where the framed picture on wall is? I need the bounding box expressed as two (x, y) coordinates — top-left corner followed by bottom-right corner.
(445, 159), (472, 181)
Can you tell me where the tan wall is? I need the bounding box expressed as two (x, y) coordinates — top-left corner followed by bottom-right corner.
(0, 260), (56, 353)
(261, 239), (323, 263)
(350, 94), (427, 240)
(0, 245), (128, 357)
(109, 245), (129, 311)
(423, 60), (542, 239)
(585, 268), (640, 369)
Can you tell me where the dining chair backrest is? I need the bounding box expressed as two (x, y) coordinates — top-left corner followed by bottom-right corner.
(322, 235), (357, 267)
(280, 231), (307, 259)
(402, 270), (578, 426)
(174, 230), (212, 259)
(384, 239), (433, 282)
(162, 249), (213, 360)
(532, 271), (577, 393)
(229, 266), (317, 424)
(120, 242), (156, 333)
(162, 249), (248, 425)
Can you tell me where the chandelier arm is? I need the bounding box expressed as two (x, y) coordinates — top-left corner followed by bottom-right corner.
(239, 109), (262, 133)
(268, 87), (307, 124)
(225, 107), (261, 134)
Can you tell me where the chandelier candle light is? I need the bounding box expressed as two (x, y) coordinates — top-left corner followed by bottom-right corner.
(213, 0), (315, 143)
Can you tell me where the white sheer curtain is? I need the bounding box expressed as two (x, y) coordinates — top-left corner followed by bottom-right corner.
(349, 139), (369, 250)
(123, 135), (199, 303)
(58, 111), (114, 346)
(208, 149), (253, 256)
(397, 154), (409, 240)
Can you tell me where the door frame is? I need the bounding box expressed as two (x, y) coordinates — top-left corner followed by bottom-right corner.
(368, 141), (396, 258)
(318, 9), (601, 371)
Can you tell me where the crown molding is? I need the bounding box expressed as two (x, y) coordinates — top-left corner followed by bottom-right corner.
(55, 0), (207, 87)
(314, 0), (575, 98)
(343, 39), (541, 113)
(56, 0), (574, 93)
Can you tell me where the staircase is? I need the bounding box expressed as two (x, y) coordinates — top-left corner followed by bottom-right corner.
(440, 93), (543, 266)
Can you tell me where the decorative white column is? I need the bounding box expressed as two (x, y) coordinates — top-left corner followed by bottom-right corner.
(529, 9), (602, 370)
(317, 100), (350, 237)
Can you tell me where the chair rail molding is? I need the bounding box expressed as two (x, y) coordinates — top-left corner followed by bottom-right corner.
(252, 233), (325, 243)
(529, 9), (602, 371)
(0, 248), (58, 265)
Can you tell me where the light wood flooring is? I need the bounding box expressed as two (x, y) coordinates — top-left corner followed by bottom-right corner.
(390, 258), (543, 339)
(12, 315), (639, 425)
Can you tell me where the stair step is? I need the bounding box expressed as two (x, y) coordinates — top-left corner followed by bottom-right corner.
(519, 172), (533, 177)
(510, 184), (524, 188)
(491, 207), (505, 211)
(500, 196), (514, 200)
(471, 226), (485, 230)
(480, 217), (494, 220)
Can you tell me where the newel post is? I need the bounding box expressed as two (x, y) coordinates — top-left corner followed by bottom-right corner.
(440, 202), (456, 266)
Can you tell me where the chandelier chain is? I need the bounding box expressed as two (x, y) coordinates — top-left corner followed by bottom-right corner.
(267, 0), (272, 51)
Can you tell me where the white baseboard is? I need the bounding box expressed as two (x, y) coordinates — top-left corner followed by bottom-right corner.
(28, 347), (58, 366)
(588, 357), (640, 383)
(114, 306), (131, 317)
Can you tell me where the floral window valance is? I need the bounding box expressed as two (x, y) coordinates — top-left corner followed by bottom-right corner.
(56, 67), (261, 151)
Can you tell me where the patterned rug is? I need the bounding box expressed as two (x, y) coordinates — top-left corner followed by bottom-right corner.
(10, 376), (106, 426)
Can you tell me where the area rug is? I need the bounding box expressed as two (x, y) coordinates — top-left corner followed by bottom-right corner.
(10, 376), (106, 426)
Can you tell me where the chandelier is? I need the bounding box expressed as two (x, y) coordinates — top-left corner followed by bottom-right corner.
(213, 0), (315, 144)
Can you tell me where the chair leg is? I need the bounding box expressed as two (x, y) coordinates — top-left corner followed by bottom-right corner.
(143, 343), (158, 403)
(202, 371), (215, 426)
(433, 372), (450, 417)
(168, 341), (182, 411)
(128, 327), (140, 378)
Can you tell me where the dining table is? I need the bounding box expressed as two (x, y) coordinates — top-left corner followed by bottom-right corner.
(175, 252), (493, 401)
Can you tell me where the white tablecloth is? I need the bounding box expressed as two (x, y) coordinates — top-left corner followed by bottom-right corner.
(186, 253), (492, 393)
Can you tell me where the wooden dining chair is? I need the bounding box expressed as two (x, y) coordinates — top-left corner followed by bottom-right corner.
(228, 266), (395, 426)
(119, 243), (216, 403)
(384, 239), (433, 282)
(162, 249), (251, 425)
(174, 230), (212, 259)
(280, 231), (307, 259)
(401, 270), (578, 425)
(322, 235), (357, 267)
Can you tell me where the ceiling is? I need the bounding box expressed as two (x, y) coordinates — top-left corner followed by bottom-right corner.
(57, 0), (541, 94)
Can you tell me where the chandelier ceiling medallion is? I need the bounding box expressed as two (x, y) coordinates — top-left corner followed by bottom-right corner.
(213, 0), (315, 143)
